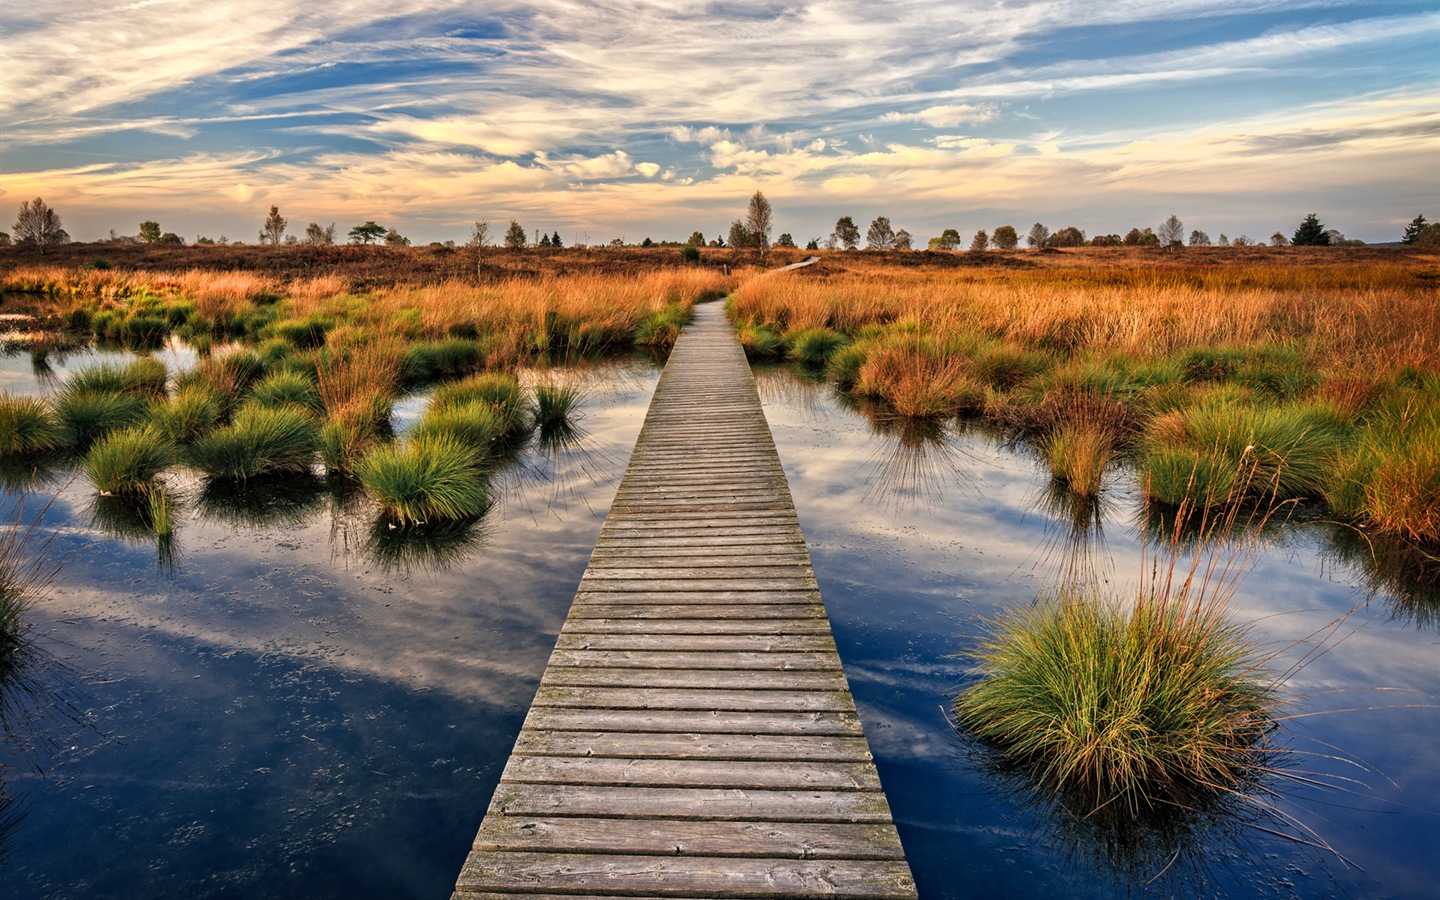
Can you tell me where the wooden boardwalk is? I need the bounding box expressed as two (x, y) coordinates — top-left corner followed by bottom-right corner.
(452, 301), (917, 899)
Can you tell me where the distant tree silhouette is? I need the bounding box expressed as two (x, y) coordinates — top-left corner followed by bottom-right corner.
(1026, 222), (1050, 248)
(1292, 213), (1329, 246)
(992, 225), (1018, 249)
(833, 216), (861, 250)
(139, 220), (162, 244)
(969, 230), (989, 252)
(12, 197), (68, 253)
(1157, 214), (1184, 247)
(866, 216), (896, 250)
(348, 221), (385, 245)
(1402, 214), (1428, 245)
(504, 220), (527, 250)
(259, 206), (287, 245)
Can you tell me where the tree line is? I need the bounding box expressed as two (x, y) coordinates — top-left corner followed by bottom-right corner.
(6, 196), (1438, 255)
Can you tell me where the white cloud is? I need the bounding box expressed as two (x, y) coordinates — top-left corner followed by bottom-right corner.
(883, 104), (999, 128)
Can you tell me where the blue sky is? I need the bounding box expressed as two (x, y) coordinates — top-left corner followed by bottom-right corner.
(2, 1), (1436, 245)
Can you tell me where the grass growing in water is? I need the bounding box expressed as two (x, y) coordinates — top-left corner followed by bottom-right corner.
(786, 327), (850, 367)
(247, 370), (324, 415)
(83, 426), (176, 495)
(53, 388), (151, 448)
(148, 386), (221, 444)
(355, 434), (493, 525)
(187, 403), (320, 479)
(0, 395), (66, 455)
(955, 585), (1276, 816)
(530, 382), (583, 430)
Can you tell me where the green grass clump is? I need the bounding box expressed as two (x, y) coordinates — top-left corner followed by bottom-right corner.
(64, 358), (169, 399)
(355, 435), (493, 525)
(414, 338), (485, 381)
(824, 342), (869, 387)
(1144, 396), (1349, 506)
(320, 393), (394, 476)
(0, 395), (66, 455)
(786, 327), (850, 367)
(54, 388), (151, 448)
(431, 372), (528, 436)
(148, 386), (221, 444)
(736, 323), (785, 360)
(955, 589), (1275, 815)
(173, 350), (267, 417)
(530, 382), (582, 429)
(1327, 396), (1440, 544)
(408, 401), (506, 456)
(1041, 424), (1114, 499)
(247, 371), (324, 415)
(634, 303), (693, 352)
(264, 315), (332, 349)
(83, 426), (176, 495)
(187, 403), (320, 479)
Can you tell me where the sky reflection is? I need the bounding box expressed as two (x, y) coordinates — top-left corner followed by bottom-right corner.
(758, 364), (1440, 900)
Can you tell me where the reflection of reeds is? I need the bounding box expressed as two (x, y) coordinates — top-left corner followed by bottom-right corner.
(955, 488), (1314, 881)
(857, 410), (975, 512)
(1324, 525), (1440, 629)
(363, 515), (491, 574)
(1032, 479), (1113, 590)
(196, 475), (328, 529)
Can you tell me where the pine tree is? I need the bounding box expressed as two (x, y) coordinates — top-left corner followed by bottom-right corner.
(1292, 213), (1330, 246)
(1402, 215), (1429, 245)
(551, 231), (562, 248)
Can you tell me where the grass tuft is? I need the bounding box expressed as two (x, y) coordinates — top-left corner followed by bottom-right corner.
(186, 403), (320, 479)
(0, 395), (66, 455)
(530, 382), (583, 430)
(247, 370), (324, 415)
(83, 426), (176, 495)
(786, 327), (850, 367)
(355, 434), (493, 525)
(955, 587), (1276, 816)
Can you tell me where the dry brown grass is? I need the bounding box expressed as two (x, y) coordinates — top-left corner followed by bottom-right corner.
(730, 251), (1440, 379)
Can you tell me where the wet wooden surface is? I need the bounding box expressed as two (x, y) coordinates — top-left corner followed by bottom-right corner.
(452, 302), (916, 899)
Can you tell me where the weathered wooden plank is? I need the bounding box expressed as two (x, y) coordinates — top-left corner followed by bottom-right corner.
(499, 756), (881, 791)
(538, 668), (847, 692)
(472, 817), (906, 860)
(532, 686), (853, 713)
(571, 590), (821, 605)
(485, 785), (895, 823)
(581, 566), (813, 581)
(554, 633), (835, 653)
(520, 707), (863, 736)
(545, 650), (839, 671)
(510, 731), (873, 762)
(559, 618), (831, 635)
(565, 604), (824, 620)
(453, 302), (914, 899)
(455, 854), (916, 898)
(576, 578), (817, 593)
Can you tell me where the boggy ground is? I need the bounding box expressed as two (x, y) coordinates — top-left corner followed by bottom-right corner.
(727, 245), (1440, 548)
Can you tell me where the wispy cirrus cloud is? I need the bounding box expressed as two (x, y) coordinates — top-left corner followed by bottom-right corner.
(1, 1), (1435, 242)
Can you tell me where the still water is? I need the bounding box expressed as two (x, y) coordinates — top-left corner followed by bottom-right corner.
(2, 342), (1438, 898)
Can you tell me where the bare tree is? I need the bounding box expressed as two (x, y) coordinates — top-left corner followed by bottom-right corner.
(866, 216), (896, 250)
(1026, 222), (1050, 248)
(467, 220), (491, 248)
(894, 228), (912, 251)
(12, 198), (69, 253)
(260, 206), (288, 245)
(1157, 214), (1184, 247)
(303, 222), (336, 245)
(744, 191), (773, 254)
(1188, 230), (1211, 246)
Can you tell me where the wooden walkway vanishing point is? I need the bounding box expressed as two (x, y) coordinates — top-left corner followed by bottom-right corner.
(453, 301), (917, 899)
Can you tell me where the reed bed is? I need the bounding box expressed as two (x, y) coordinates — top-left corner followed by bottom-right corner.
(731, 257), (1440, 542)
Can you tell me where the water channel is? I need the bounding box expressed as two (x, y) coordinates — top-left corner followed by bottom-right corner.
(1, 337), (1437, 898)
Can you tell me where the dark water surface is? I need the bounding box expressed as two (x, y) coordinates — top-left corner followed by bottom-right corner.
(2, 342), (1438, 898)
(0, 348), (659, 898)
(756, 368), (1440, 900)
